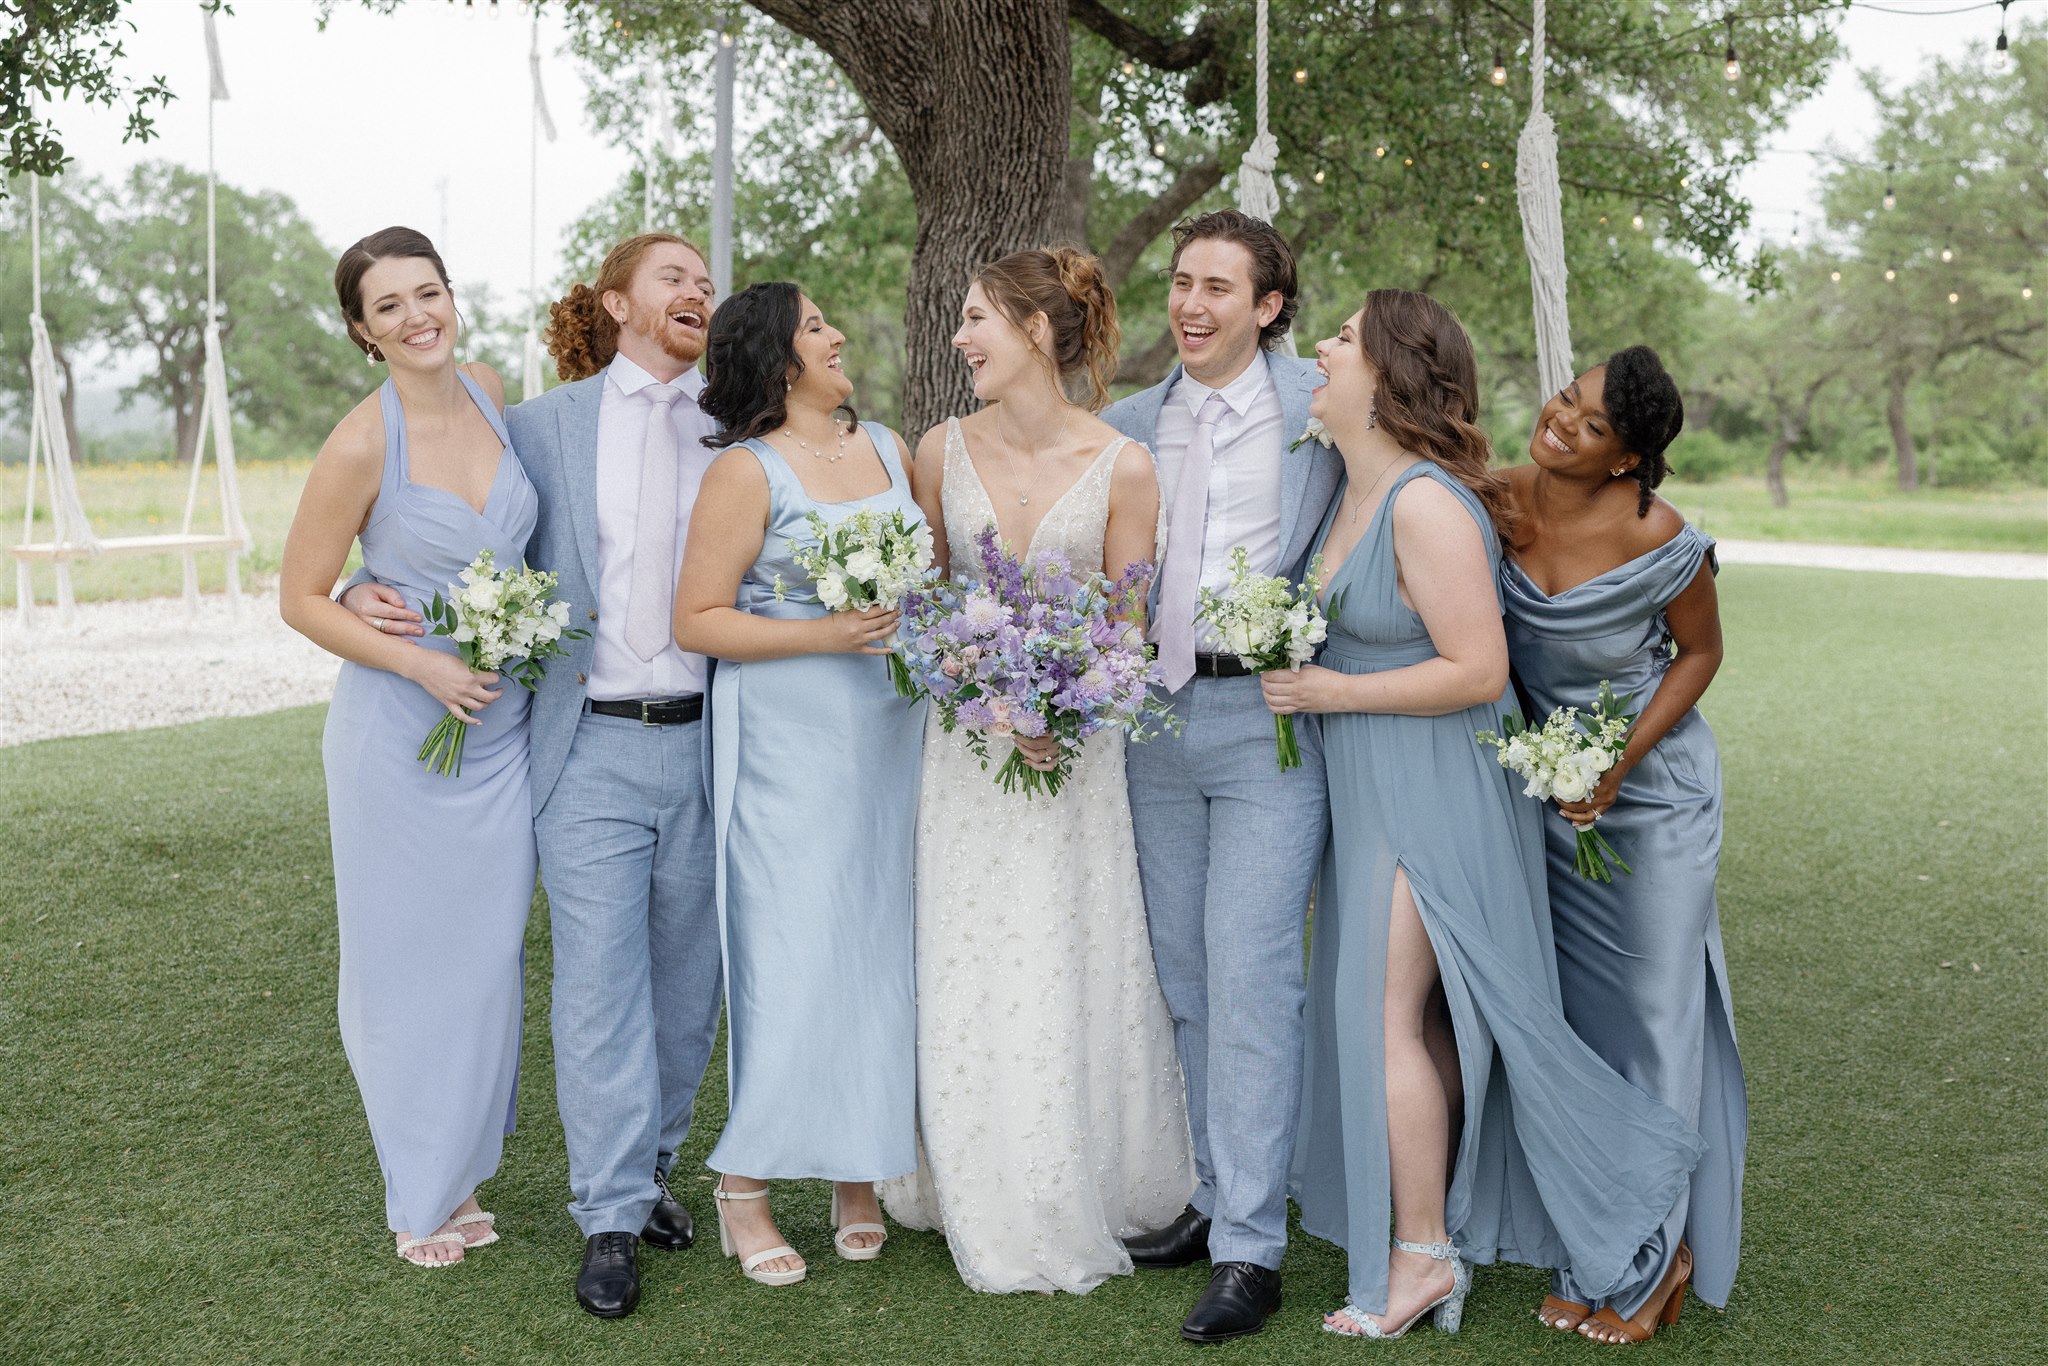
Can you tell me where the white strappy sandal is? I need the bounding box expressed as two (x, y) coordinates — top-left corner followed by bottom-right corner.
(830, 1188), (888, 1262)
(448, 1210), (498, 1249)
(395, 1231), (466, 1267)
(1323, 1237), (1471, 1339)
(713, 1181), (806, 1286)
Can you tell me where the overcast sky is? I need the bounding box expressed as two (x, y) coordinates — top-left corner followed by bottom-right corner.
(38, 0), (2008, 311)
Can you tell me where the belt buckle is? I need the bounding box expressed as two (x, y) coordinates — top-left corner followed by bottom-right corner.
(640, 700), (660, 727)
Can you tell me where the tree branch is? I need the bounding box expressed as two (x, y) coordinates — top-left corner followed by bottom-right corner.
(1098, 155), (1223, 290)
(1067, 1), (1216, 71)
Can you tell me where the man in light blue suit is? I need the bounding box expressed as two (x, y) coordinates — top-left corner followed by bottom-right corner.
(1102, 211), (1343, 1345)
(343, 233), (724, 1320)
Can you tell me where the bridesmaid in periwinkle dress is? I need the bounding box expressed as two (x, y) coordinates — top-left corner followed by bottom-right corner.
(280, 228), (538, 1266)
(1267, 291), (1704, 1339)
(673, 283), (922, 1287)
(1502, 347), (1745, 1345)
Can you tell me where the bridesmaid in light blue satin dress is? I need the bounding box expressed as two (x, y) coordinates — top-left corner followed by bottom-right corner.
(1502, 346), (1745, 1345)
(281, 229), (538, 1266)
(674, 283), (921, 1287)
(1267, 292), (1703, 1342)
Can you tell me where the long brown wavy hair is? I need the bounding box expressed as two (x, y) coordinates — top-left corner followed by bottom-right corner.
(1355, 288), (1516, 542)
(544, 232), (706, 381)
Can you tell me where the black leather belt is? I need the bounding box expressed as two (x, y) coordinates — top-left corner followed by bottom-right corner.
(1192, 652), (1254, 679)
(586, 694), (704, 726)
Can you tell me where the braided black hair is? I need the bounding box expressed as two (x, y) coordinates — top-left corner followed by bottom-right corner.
(1602, 344), (1685, 516)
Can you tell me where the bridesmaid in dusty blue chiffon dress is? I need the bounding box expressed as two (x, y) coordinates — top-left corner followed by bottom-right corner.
(1502, 347), (1745, 1344)
(674, 284), (921, 1287)
(281, 230), (539, 1267)
(1267, 292), (1703, 1341)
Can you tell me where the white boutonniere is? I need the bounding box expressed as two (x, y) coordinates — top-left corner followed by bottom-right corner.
(1290, 417), (1334, 451)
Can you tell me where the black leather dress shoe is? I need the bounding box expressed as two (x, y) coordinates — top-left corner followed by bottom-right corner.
(1181, 1261), (1282, 1344)
(642, 1168), (695, 1251)
(575, 1231), (641, 1319)
(1123, 1204), (1211, 1268)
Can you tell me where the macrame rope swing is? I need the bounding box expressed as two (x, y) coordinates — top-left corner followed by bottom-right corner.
(1515, 0), (1575, 394)
(1233, 0), (1297, 352)
(1230, 0), (1571, 389)
(1236, 0), (1281, 222)
(13, 9), (251, 627)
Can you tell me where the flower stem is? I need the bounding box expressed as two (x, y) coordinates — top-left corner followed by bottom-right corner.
(1274, 713), (1302, 771)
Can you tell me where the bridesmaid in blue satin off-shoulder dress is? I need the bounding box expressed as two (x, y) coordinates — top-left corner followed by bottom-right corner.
(281, 230), (538, 1268)
(674, 283), (922, 1289)
(1265, 292), (1704, 1343)
(1502, 347), (1746, 1346)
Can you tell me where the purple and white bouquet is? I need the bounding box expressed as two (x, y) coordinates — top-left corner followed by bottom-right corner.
(894, 525), (1178, 799)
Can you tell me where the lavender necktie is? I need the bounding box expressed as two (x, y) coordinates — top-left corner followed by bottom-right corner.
(1155, 392), (1229, 692)
(625, 384), (684, 663)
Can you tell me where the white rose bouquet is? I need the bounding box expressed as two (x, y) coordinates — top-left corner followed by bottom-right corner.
(1475, 681), (1639, 881)
(1196, 545), (1329, 770)
(778, 507), (935, 695)
(417, 549), (587, 777)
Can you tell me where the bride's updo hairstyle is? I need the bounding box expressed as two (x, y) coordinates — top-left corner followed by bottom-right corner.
(974, 246), (1121, 411)
(334, 226), (451, 361)
(696, 281), (859, 450)
(1354, 288), (1517, 542)
(545, 231), (705, 382)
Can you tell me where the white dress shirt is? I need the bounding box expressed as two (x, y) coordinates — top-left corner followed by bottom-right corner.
(1154, 352), (1286, 645)
(585, 352), (718, 700)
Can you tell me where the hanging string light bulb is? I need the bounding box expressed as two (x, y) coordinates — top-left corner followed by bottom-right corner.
(1723, 17), (1740, 81)
(1293, 68), (1307, 84)
(1631, 213), (1644, 230)
(1122, 59), (1136, 76)
(1883, 165), (1896, 211)
(1941, 236), (1955, 263)
(2023, 282), (2034, 300)
(1995, 0), (2013, 69)
(1884, 264), (1898, 282)
(1948, 291), (1960, 304)
(1830, 269), (1842, 283)
(1491, 50), (1507, 86)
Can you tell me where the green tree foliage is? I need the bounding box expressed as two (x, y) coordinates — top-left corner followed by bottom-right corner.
(95, 161), (360, 462)
(0, 0), (229, 182)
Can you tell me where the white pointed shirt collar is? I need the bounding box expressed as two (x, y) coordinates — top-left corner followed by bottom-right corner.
(1175, 349), (1272, 421)
(606, 351), (705, 400)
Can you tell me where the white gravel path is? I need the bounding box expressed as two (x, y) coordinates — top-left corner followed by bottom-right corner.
(2, 586), (339, 748)
(1714, 538), (2047, 580)
(4, 539), (2043, 748)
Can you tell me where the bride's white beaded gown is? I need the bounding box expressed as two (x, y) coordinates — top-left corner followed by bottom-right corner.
(878, 418), (1194, 1295)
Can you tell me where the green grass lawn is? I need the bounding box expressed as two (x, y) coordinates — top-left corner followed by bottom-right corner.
(3, 567), (2045, 1364)
(1667, 475), (2047, 555)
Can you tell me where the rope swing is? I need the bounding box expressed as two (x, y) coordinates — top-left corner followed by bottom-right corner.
(1235, 0), (1280, 222)
(1515, 0), (1575, 396)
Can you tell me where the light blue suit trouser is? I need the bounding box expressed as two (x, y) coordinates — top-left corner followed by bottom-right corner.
(1126, 675), (1328, 1269)
(534, 710), (724, 1237)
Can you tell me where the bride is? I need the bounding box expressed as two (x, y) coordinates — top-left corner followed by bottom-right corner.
(878, 247), (1194, 1294)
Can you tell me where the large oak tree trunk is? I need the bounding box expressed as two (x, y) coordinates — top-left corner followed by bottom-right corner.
(1885, 370), (1918, 492)
(755, 0), (1070, 438)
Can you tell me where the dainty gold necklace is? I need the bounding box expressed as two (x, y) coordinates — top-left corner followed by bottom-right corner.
(1344, 455), (1406, 525)
(993, 401), (1074, 506)
(781, 417), (848, 462)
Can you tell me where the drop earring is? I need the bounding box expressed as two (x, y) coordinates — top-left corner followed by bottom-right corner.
(1365, 408), (1377, 430)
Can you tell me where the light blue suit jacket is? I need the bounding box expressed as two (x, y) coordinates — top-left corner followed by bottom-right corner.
(501, 374), (615, 815)
(1102, 352), (1343, 601)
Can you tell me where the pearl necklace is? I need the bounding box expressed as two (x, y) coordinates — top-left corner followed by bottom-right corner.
(781, 420), (848, 463)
